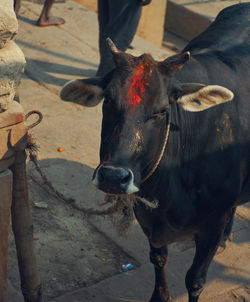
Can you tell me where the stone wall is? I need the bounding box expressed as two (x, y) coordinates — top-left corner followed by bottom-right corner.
(0, 0), (26, 112)
(0, 1), (26, 301)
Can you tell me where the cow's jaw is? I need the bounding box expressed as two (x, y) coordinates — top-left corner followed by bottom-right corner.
(92, 164), (139, 194)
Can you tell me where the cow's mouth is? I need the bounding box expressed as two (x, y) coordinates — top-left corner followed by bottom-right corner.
(92, 164), (139, 194)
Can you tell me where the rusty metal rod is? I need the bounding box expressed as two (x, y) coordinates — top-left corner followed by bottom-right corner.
(0, 170), (12, 302)
(10, 150), (43, 302)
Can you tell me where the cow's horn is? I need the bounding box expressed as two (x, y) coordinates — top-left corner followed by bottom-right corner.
(106, 37), (132, 68)
(106, 38), (119, 54)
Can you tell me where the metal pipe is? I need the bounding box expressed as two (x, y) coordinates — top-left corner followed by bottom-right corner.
(0, 170), (12, 302)
(10, 150), (43, 302)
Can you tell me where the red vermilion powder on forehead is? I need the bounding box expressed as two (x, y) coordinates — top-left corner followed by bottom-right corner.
(128, 60), (150, 107)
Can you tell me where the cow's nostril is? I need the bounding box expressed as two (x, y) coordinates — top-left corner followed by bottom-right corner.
(96, 165), (133, 189)
(121, 172), (132, 185)
(93, 165), (138, 194)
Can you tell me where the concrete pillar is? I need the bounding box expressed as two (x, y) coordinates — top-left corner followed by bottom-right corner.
(137, 0), (168, 47)
(0, 169), (12, 302)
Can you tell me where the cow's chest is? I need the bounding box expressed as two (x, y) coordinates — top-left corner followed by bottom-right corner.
(134, 203), (196, 247)
(150, 218), (195, 247)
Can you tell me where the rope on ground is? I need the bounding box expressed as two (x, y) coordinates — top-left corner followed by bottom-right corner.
(27, 137), (158, 236)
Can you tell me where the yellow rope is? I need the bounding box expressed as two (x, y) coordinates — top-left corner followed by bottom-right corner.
(140, 120), (170, 184)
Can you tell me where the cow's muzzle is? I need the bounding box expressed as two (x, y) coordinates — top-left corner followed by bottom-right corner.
(92, 164), (139, 194)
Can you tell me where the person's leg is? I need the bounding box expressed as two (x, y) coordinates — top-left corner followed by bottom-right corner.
(97, 0), (142, 76)
(97, 0), (112, 76)
(37, 0), (65, 27)
(14, 0), (21, 16)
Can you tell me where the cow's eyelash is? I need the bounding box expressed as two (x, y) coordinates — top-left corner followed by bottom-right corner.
(147, 108), (168, 121)
(157, 109), (168, 115)
(153, 108), (167, 116)
(103, 97), (110, 104)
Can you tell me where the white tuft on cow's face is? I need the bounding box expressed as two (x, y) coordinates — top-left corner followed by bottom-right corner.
(60, 79), (104, 107)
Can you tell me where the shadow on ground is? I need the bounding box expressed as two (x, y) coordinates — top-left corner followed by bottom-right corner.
(24, 58), (96, 87)
(16, 39), (97, 87)
(8, 158), (250, 301)
(8, 158), (139, 301)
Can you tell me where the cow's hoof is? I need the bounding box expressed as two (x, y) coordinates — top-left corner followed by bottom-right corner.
(217, 231), (233, 255)
(216, 245), (226, 255)
(228, 233), (233, 241)
(216, 240), (226, 254)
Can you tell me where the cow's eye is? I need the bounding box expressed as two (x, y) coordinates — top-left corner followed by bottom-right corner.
(150, 109), (167, 120)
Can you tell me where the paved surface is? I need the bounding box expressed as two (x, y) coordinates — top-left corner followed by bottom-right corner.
(7, 1), (250, 302)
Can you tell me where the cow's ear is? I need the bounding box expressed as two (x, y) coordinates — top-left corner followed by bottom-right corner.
(60, 78), (105, 107)
(160, 51), (190, 74)
(171, 83), (234, 112)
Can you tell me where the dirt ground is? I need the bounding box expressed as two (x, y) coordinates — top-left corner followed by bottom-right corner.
(8, 164), (139, 300)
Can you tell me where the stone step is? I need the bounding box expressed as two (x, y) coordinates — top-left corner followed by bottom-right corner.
(165, 0), (249, 41)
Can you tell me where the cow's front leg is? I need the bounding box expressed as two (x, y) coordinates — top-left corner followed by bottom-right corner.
(185, 211), (231, 302)
(219, 207), (235, 250)
(149, 245), (171, 302)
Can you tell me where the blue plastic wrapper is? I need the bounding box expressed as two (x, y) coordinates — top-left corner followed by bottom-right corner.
(122, 264), (134, 271)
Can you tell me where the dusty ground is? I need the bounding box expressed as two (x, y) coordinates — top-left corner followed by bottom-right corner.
(9, 164), (139, 300)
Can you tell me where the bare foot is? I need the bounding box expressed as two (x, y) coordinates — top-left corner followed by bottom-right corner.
(36, 15), (65, 27)
(14, 0), (21, 16)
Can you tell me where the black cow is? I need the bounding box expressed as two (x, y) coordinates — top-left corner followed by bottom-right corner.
(60, 3), (250, 302)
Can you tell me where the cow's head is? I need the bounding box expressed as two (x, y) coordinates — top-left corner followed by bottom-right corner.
(60, 39), (233, 195)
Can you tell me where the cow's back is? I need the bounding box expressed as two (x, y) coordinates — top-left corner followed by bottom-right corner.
(183, 3), (250, 55)
(181, 2), (250, 144)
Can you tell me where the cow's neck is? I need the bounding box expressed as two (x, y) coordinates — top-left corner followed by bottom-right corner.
(140, 55), (226, 200)
(174, 54), (211, 85)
